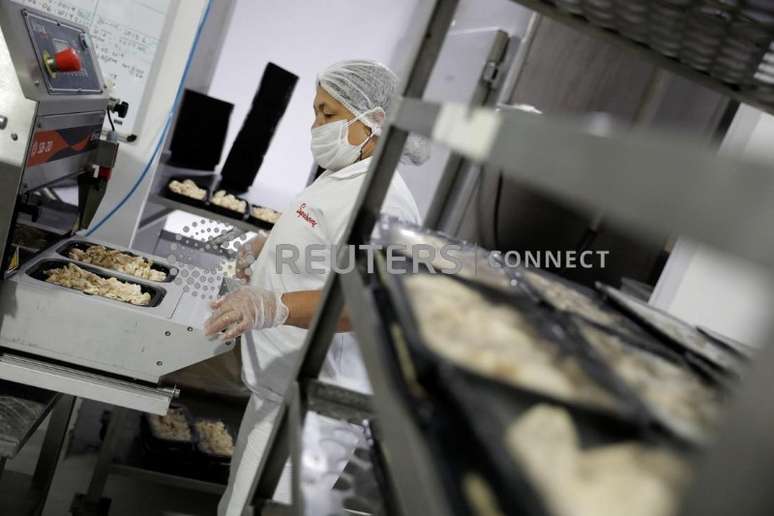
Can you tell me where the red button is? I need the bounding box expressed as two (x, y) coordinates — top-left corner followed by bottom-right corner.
(53, 48), (81, 73)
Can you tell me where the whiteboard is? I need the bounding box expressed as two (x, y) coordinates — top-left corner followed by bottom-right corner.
(16, 0), (174, 137)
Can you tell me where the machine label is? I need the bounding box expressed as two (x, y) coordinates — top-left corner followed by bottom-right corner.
(26, 124), (101, 167)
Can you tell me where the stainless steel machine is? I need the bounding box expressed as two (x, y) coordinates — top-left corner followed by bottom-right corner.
(0, 3), (232, 415)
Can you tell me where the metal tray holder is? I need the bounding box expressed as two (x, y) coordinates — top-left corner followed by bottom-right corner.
(548, 0), (774, 103)
(374, 262), (661, 515)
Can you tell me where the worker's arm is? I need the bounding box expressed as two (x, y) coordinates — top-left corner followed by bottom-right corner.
(204, 286), (350, 340)
(282, 290), (351, 332)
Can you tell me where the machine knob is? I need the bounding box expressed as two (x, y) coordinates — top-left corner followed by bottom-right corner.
(51, 48), (82, 73)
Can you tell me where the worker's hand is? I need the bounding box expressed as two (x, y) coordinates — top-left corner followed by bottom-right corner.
(235, 235), (265, 281)
(204, 286), (289, 341)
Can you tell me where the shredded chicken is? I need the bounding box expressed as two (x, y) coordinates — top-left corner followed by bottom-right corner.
(507, 405), (691, 516)
(168, 179), (207, 200)
(148, 408), (193, 441)
(578, 322), (721, 444)
(211, 190), (247, 213)
(45, 262), (151, 306)
(250, 206), (281, 224)
(68, 245), (166, 281)
(405, 274), (617, 410)
(195, 420), (234, 456)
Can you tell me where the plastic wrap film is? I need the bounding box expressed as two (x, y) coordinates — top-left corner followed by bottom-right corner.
(373, 215), (522, 294)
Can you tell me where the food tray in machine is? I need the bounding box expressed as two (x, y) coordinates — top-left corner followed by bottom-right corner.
(57, 240), (176, 283)
(25, 259), (166, 308)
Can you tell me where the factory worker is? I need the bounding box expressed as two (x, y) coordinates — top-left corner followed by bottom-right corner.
(204, 60), (428, 515)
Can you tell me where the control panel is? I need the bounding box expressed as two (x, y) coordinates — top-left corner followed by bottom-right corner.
(23, 10), (102, 94)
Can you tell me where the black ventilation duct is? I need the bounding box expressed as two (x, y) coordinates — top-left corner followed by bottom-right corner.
(168, 89), (234, 171)
(219, 62), (299, 193)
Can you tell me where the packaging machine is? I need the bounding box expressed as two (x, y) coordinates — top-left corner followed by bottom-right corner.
(0, 3), (232, 415)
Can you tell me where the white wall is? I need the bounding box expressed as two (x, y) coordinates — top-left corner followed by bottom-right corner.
(390, 0), (533, 220)
(651, 105), (774, 347)
(207, 0), (535, 215)
(208, 0), (420, 212)
(88, 0), (209, 246)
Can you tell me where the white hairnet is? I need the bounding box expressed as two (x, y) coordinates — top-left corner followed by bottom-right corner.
(318, 59), (430, 166)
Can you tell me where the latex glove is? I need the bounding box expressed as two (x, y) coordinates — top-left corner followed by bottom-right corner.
(235, 235), (265, 281)
(204, 286), (289, 340)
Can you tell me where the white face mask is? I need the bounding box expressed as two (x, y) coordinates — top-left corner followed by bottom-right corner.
(310, 111), (376, 171)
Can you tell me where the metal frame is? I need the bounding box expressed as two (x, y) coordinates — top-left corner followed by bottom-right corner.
(422, 28), (512, 230)
(247, 0), (774, 515)
(1, 235), (235, 385)
(0, 389), (75, 516)
(248, 1), (459, 514)
(0, 353), (178, 415)
(503, 0), (774, 117)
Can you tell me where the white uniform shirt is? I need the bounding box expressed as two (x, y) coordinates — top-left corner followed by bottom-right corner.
(243, 157), (419, 398)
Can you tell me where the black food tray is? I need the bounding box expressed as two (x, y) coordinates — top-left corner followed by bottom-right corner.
(192, 418), (233, 484)
(246, 204), (280, 230)
(372, 284), (514, 516)
(442, 365), (691, 516)
(164, 176), (210, 209)
(519, 268), (647, 342)
(193, 418), (234, 462)
(384, 270), (646, 423)
(57, 240), (176, 283)
(207, 191), (249, 221)
(141, 404), (198, 457)
(374, 269), (656, 516)
(698, 326), (756, 360)
(566, 315), (720, 447)
(26, 259), (166, 307)
(598, 284), (743, 375)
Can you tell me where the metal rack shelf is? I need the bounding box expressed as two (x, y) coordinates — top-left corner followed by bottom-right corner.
(509, 0), (774, 116)
(392, 96), (774, 268)
(147, 194), (266, 235)
(245, 1), (774, 515)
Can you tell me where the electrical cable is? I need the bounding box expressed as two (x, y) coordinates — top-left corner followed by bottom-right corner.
(106, 108), (116, 132)
(85, 0), (212, 237)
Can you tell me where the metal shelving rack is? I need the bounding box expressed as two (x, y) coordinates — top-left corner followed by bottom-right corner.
(247, 1), (774, 515)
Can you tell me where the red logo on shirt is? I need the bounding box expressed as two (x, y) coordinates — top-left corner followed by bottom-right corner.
(296, 203), (318, 228)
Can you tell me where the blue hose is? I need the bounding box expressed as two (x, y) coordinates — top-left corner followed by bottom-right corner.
(86, 0), (213, 237)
